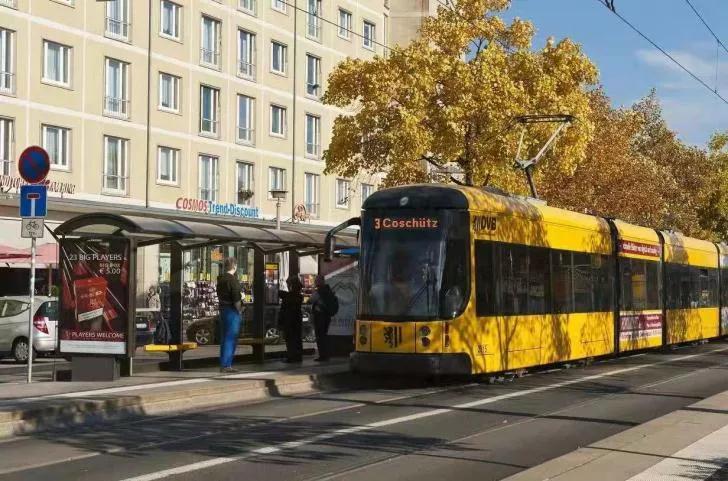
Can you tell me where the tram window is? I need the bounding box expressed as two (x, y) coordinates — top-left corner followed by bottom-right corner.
(722, 267), (728, 306)
(475, 241), (496, 316)
(594, 254), (614, 311)
(645, 261), (661, 309)
(573, 252), (594, 312)
(698, 268), (718, 308)
(528, 247), (551, 314)
(552, 250), (574, 313)
(498, 244), (529, 316)
(665, 263), (719, 309)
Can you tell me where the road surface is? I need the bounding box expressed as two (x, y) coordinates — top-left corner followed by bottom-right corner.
(2, 341), (728, 481)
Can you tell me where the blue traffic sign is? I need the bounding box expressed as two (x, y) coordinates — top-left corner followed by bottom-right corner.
(18, 146), (50, 184)
(20, 185), (47, 218)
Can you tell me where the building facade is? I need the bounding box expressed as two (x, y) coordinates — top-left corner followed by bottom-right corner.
(0, 0), (430, 227)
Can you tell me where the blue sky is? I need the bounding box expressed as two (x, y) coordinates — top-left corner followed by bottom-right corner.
(503, 0), (728, 146)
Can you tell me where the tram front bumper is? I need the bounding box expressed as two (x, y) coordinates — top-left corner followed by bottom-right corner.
(350, 352), (472, 376)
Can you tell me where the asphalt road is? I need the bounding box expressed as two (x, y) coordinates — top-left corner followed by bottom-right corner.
(3, 341), (728, 481)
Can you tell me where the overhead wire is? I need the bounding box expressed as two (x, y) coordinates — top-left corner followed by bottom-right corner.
(682, 0), (726, 93)
(593, 0), (728, 105)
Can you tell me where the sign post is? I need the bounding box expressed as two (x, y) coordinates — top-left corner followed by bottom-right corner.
(18, 146), (50, 384)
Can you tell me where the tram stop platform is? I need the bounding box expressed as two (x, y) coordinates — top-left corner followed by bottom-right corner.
(506, 388), (728, 481)
(0, 356), (351, 439)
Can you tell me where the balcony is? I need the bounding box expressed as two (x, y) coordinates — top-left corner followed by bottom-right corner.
(102, 174), (128, 195)
(238, 60), (256, 81)
(200, 117), (219, 137)
(200, 48), (221, 68)
(239, 0), (256, 15)
(105, 17), (131, 40)
(104, 96), (130, 119)
(307, 16), (321, 40)
(237, 127), (255, 144)
(0, 159), (14, 176)
(0, 70), (14, 94)
(306, 143), (321, 158)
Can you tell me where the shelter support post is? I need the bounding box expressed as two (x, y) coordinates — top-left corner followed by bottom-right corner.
(169, 242), (184, 370)
(289, 250), (300, 278)
(253, 247), (265, 363)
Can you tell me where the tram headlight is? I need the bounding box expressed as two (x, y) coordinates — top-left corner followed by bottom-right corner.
(359, 324), (368, 336)
(421, 336), (431, 347)
(359, 335), (368, 346)
(419, 326), (431, 337)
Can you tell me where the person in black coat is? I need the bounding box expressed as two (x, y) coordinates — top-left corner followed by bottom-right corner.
(311, 275), (337, 361)
(279, 275), (304, 363)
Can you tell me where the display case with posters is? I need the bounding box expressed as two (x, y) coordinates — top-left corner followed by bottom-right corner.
(58, 238), (133, 356)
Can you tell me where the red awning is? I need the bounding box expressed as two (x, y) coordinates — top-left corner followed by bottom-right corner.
(0, 243), (58, 267)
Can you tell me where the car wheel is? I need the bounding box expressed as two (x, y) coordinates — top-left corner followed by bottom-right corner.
(193, 327), (214, 345)
(12, 338), (35, 363)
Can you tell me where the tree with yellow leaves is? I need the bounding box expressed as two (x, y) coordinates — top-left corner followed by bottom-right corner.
(323, 0), (598, 187)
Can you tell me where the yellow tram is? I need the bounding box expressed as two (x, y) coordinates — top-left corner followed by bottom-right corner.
(346, 184), (728, 375)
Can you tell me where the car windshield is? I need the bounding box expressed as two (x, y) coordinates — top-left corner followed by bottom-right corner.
(0, 300), (29, 318)
(359, 209), (469, 320)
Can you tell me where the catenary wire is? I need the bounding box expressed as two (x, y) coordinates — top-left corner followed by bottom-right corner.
(594, 0), (728, 105)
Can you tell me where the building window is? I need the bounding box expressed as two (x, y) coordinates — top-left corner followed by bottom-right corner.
(269, 104), (286, 137)
(159, 72), (180, 113)
(362, 183), (374, 203)
(238, 29), (256, 80)
(237, 94), (255, 144)
(103, 135), (128, 194)
(198, 154), (219, 201)
(0, 117), (13, 176)
(200, 85), (220, 136)
(104, 57), (130, 118)
(304, 172), (319, 218)
(363, 20), (375, 50)
(336, 178), (351, 208)
(42, 40), (71, 87)
(157, 146), (179, 185)
(0, 0), (17, 8)
(338, 9), (352, 39)
(42, 125), (70, 170)
(239, 0), (256, 15)
(270, 41), (287, 75)
(160, 1), (181, 40)
(200, 16), (221, 68)
(0, 28), (14, 94)
(271, 0), (286, 14)
(305, 54), (321, 97)
(105, 0), (131, 41)
(268, 166), (286, 193)
(305, 114), (320, 158)
(306, 0), (321, 40)
(236, 161), (254, 205)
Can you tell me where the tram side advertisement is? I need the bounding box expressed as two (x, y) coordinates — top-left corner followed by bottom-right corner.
(59, 238), (130, 355)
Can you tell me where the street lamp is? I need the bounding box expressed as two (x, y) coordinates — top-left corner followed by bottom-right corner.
(269, 189), (288, 230)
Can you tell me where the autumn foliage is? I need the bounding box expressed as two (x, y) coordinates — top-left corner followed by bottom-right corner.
(323, 0), (728, 240)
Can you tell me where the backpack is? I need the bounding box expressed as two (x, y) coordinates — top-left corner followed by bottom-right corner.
(154, 314), (172, 345)
(326, 289), (339, 317)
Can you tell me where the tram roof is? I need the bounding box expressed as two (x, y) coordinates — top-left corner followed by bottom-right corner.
(54, 212), (357, 253)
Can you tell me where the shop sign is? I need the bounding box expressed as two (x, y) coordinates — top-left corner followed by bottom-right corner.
(0, 174), (76, 195)
(176, 197), (260, 219)
(58, 238), (131, 355)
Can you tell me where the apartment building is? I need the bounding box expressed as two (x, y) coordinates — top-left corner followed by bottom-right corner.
(0, 0), (430, 234)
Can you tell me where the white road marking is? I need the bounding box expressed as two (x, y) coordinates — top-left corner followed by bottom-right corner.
(626, 423), (728, 480)
(120, 346), (728, 481)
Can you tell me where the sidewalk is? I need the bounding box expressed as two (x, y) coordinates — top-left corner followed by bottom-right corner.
(506, 389), (728, 481)
(0, 358), (351, 439)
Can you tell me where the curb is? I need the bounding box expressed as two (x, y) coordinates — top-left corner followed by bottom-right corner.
(0, 368), (353, 440)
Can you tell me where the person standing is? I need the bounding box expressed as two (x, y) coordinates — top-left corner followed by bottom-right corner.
(146, 286), (161, 309)
(216, 257), (243, 373)
(280, 276), (304, 363)
(311, 275), (338, 362)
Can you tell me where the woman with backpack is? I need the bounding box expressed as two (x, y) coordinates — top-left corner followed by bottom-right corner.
(310, 274), (338, 362)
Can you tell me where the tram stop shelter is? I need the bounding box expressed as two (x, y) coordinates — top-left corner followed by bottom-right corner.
(53, 212), (357, 380)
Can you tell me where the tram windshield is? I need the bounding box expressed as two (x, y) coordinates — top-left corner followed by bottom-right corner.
(359, 210), (469, 320)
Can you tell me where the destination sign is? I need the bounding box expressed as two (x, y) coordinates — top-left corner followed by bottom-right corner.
(619, 240), (661, 258)
(373, 217), (439, 230)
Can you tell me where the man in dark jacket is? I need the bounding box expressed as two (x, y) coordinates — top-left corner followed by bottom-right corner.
(216, 257), (243, 373)
(311, 274), (338, 361)
(280, 276), (304, 363)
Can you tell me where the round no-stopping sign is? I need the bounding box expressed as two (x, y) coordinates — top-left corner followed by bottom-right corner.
(18, 146), (50, 184)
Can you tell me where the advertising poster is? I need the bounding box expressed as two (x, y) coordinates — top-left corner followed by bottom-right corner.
(59, 238), (130, 355)
(322, 258), (359, 337)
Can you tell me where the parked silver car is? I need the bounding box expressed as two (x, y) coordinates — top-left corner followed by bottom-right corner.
(0, 296), (58, 362)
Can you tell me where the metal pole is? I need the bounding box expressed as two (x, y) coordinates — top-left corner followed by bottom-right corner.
(276, 199), (281, 230)
(291, 0), (298, 221)
(27, 237), (36, 383)
(144, 0), (152, 208)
